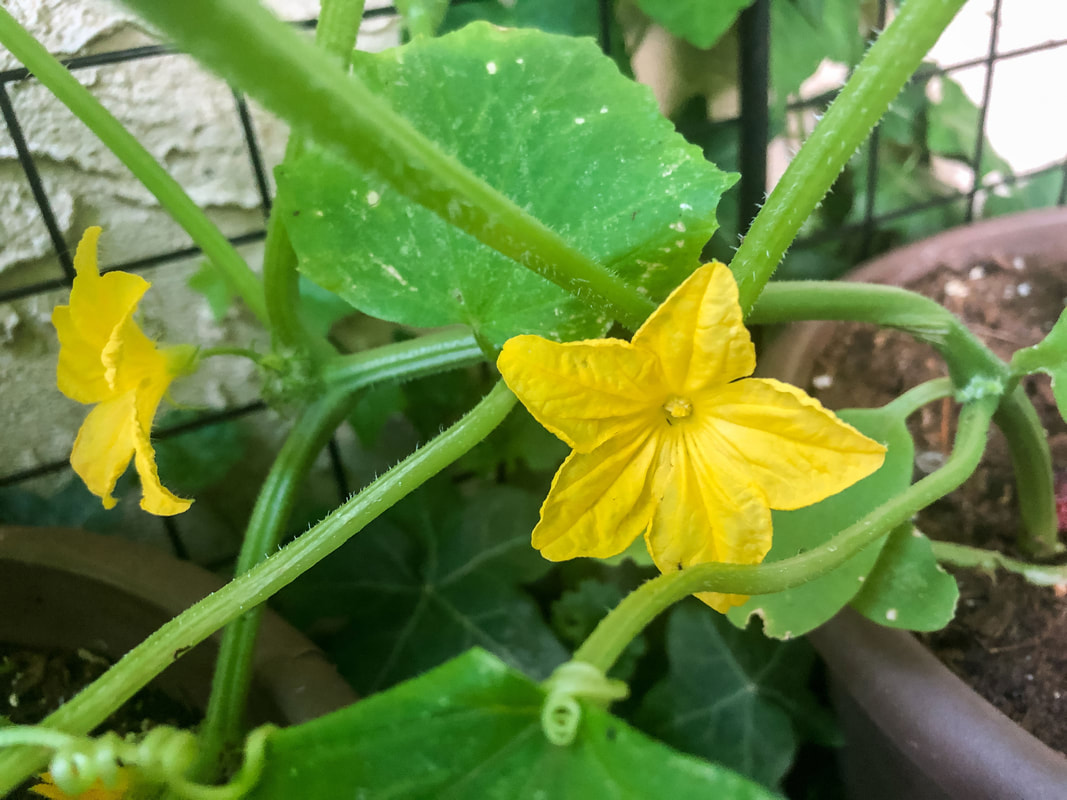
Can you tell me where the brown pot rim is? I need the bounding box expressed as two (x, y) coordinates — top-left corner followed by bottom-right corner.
(0, 525), (356, 725)
(760, 208), (1067, 797)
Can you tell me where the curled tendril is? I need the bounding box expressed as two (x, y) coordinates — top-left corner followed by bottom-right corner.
(540, 661), (629, 747)
(50, 731), (134, 794)
(0, 723), (276, 799)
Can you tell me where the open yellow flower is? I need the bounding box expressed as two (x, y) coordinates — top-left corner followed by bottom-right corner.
(498, 262), (886, 611)
(52, 227), (196, 516)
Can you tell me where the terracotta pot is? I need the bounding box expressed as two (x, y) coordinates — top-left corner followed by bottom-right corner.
(0, 525), (356, 725)
(758, 208), (1067, 800)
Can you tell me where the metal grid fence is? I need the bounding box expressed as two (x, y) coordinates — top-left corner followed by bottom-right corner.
(1, 0), (1065, 559)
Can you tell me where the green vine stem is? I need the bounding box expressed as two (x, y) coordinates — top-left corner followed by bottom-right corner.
(574, 396), (998, 675)
(198, 346), (266, 364)
(993, 389), (1062, 556)
(321, 329), (485, 392)
(0, 383), (517, 795)
(930, 540), (1067, 586)
(117, 0), (657, 332)
(729, 0), (968, 313)
(202, 12), (369, 755)
(262, 0), (364, 353)
(194, 328), (484, 777)
(880, 377), (955, 420)
(750, 280), (1060, 555)
(192, 387), (357, 780)
(0, 7), (267, 325)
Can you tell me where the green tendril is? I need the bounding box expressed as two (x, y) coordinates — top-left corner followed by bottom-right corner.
(539, 661), (629, 746)
(0, 724), (274, 800)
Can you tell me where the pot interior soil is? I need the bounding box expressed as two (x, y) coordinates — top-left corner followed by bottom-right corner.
(1, 643), (202, 799)
(801, 254), (1067, 754)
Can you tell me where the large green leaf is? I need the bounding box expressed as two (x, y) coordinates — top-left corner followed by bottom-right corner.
(850, 525), (959, 631)
(247, 648), (783, 800)
(925, 75), (1011, 176)
(278, 24), (735, 346)
(985, 168), (1062, 219)
(640, 604), (837, 788)
(727, 407), (915, 639)
(635, 0), (754, 49)
(771, 0), (863, 106)
(276, 483), (565, 694)
(1011, 308), (1067, 423)
(154, 410), (245, 495)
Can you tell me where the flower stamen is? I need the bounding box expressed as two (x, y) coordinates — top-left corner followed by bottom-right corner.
(663, 396), (693, 421)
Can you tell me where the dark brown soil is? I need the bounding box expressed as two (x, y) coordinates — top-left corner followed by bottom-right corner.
(1, 643), (201, 799)
(804, 255), (1067, 754)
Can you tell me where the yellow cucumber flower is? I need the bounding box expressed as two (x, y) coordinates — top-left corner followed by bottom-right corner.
(497, 262), (886, 612)
(31, 768), (130, 800)
(52, 227), (196, 516)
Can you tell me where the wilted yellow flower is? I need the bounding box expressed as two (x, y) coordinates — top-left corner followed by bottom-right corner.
(52, 227), (196, 516)
(31, 768), (130, 800)
(498, 262), (886, 611)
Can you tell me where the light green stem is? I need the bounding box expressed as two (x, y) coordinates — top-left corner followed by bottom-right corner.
(881, 377), (955, 420)
(930, 540), (1067, 586)
(574, 396), (997, 674)
(196, 5), (367, 773)
(198, 346), (264, 363)
(262, 0), (364, 353)
(730, 0), (968, 313)
(193, 388), (356, 780)
(750, 280), (1059, 555)
(0, 383), (516, 794)
(195, 330), (484, 777)
(116, 0), (655, 331)
(750, 274), (1005, 387)
(0, 7), (267, 324)
(321, 329), (485, 392)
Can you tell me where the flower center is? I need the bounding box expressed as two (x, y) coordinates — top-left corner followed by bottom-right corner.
(662, 396), (693, 422)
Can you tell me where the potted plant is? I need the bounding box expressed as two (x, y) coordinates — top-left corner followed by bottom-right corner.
(755, 207), (1067, 798)
(0, 0), (1063, 798)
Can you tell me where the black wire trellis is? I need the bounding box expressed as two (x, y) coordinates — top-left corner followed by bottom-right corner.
(2, 1), (1066, 557)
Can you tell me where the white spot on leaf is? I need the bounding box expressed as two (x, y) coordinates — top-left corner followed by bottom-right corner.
(381, 264), (410, 287)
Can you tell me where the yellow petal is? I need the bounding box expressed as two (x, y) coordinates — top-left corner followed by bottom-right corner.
(498, 334), (664, 452)
(696, 377), (886, 510)
(53, 229), (152, 403)
(53, 305), (113, 404)
(31, 767), (131, 800)
(132, 421), (192, 516)
(631, 262), (755, 394)
(70, 393), (140, 509)
(533, 430), (661, 560)
(645, 431), (773, 612)
(73, 226), (103, 279)
(131, 356), (192, 517)
(69, 385), (191, 517)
